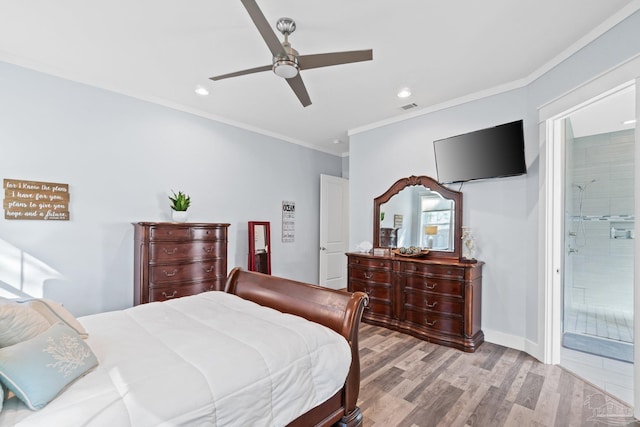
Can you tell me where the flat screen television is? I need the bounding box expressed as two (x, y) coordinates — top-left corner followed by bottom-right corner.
(433, 120), (526, 184)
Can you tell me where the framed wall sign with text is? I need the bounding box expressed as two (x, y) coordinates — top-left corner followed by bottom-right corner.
(3, 179), (70, 220)
(282, 200), (295, 243)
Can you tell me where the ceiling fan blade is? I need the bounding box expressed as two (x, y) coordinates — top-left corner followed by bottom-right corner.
(286, 74), (312, 107)
(209, 64), (272, 81)
(298, 49), (373, 70)
(240, 0), (287, 58)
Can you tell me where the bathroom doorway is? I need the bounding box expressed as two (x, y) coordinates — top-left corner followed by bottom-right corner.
(559, 82), (636, 403)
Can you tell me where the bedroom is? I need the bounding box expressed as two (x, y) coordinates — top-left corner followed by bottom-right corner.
(1, 0), (640, 424)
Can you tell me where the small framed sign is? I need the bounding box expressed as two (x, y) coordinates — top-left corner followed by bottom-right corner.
(282, 200), (295, 243)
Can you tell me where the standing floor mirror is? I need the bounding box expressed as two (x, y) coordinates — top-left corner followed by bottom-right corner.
(248, 221), (271, 275)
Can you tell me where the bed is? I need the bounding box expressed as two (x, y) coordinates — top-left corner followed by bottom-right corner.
(0, 268), (368, 427)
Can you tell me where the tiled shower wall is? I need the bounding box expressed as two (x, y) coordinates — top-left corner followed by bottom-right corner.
(566, 128), (635, 313)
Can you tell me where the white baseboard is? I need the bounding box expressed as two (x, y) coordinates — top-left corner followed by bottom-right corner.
(483, 328), (544, 362)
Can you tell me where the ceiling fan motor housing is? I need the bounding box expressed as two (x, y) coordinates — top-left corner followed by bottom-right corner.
(273, 43), (299, 78)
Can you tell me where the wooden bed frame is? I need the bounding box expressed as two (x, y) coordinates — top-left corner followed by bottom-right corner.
(225, 268), (369, 427)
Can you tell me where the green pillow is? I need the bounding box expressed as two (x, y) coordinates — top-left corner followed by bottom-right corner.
(0, 322), (98, 410)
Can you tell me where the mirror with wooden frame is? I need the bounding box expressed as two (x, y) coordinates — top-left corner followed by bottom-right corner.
(373, 175), (462, 260)
(248, 221), (271, 274)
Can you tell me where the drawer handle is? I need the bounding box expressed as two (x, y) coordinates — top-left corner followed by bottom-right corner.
(203, 246), (214, 254)
(425, 319), (437, 327)
(425, 282), (437, 290)
(204, 265), (214, 273)
(162, 290), (178, 299)
(425, 300), (438, 308)
(163, 269), (178, 277)
(379, 262), (386, 267)
(363, 272), (373, 279)
(163, 247), (178, 255)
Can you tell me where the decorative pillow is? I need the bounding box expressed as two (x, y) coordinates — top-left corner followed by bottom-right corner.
(0, 322), (98, 410)
(0, 380), (8, 412)
(18, 298), (88, 338)
(0, 303), (50, 348)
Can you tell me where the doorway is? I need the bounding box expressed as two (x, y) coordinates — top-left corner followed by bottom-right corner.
(546, 81), (636, 405)
(562, 86), (635, 364)
(319, 174), (349, 289)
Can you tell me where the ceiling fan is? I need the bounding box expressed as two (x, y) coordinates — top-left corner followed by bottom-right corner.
(209, 0), (373, 107)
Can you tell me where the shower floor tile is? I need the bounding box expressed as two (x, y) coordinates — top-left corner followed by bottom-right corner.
(565, 303), (633, 342)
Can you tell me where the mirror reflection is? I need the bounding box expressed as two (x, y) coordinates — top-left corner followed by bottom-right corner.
(248, 221), (271, 274)
(373, 175), (462, 260)
(379, 187), (455, 251)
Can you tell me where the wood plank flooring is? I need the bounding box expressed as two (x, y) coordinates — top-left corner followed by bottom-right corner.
(357, 323), (639, 427)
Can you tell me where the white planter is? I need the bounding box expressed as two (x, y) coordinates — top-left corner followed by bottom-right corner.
(172, 210), (188, 222)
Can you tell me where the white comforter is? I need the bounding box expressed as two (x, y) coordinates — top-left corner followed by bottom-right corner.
(0, 291), (352, 426)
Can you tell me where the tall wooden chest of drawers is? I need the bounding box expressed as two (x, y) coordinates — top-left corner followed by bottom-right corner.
(347, 252), (483, 352)
(133, 222), (230, 305)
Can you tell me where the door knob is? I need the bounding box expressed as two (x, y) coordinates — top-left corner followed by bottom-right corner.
(320, 247), (327, 250)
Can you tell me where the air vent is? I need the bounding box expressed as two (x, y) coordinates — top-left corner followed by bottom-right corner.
(400, 103), (418, 110)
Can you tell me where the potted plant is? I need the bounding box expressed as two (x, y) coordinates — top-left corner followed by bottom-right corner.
(169, 190), (191, 222)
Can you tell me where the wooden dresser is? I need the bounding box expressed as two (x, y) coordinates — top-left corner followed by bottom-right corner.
(133, 222), (230, 305)
(347, 252), (483, 352)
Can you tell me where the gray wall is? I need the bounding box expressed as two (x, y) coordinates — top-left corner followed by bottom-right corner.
(348, 10), (640, 353)
(0, 61), (342, 316)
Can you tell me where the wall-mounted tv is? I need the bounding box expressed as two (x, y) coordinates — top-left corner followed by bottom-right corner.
(433, 120), (527, 184)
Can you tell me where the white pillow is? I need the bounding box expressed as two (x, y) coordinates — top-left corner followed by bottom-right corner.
(0, 303), (50, 348)
(18, 299), (88, 339)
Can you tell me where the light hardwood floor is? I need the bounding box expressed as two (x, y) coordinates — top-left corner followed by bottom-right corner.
(357, 323), (639, 427)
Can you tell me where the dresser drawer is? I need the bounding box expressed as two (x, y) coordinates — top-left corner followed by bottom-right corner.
(401, 263), (465, 280)
(150, 241), (226, 262)
(349, 257), (392, 269)
(149, 226), (191, 240)
(363, 300), (393, 319)
(350, 279), (392, 300)
(404, 309), (463, 336)
(149, 260), (226, 284)
(349, 266), (391, 284)
(404, 275), (463, 298)
(404, 291), (464, 316)
(191, 227), (227, 240)
(148, 282), (213, 302)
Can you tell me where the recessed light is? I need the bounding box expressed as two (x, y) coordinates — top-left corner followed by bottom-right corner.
(622, 119), (636, 125)
(333, 139), (342, 144)
(195, 85), (209, 96)
(397, 88), (411, 98)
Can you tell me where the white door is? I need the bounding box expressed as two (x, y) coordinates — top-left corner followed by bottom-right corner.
(319, 174), (348, 289)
